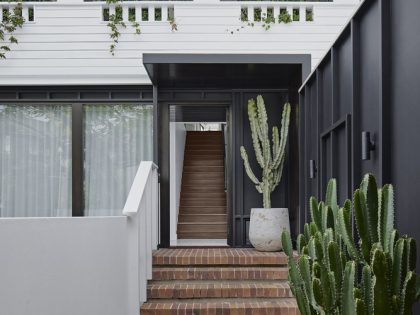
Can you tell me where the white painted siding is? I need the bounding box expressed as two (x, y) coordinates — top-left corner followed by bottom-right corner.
(0, 0), (360, 85)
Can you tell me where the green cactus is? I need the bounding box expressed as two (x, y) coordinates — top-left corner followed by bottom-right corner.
(282, 174), (419, 315)
(240, 95), (291, 208)
(342, 261), (356, 315)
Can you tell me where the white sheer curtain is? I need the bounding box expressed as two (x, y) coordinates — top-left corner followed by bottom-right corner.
(0, 105), (72, 217)
(84, 104), (153, 216)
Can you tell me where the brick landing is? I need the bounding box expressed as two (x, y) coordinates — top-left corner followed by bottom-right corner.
(141, 248), (299, 315)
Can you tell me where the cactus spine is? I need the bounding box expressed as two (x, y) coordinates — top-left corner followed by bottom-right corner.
(240, 95), (291, 208)
(282, 174), (420, 315)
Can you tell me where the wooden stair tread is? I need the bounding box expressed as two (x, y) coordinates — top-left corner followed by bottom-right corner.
(178, 131), (227, 240)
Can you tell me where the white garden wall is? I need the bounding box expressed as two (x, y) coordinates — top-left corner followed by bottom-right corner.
(0, 217), (136, 315)
(0, 0), (360, 85)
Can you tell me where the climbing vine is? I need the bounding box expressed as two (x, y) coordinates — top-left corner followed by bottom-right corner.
(0, 1), (25, 59)
(105, 0), (141, 55)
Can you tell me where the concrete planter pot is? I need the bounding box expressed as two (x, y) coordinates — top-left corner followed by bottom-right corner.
(249, 208), (290, 252)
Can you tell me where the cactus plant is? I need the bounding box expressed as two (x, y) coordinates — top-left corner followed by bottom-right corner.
(240, 95), (291, 208)
(282, 174), (420, 315)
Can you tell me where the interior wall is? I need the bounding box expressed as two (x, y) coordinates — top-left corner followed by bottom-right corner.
(169, 122), (186, 242)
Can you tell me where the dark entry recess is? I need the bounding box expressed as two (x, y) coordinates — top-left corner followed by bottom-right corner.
(299, 2), (420, 312)
(144, 53), (310, 247)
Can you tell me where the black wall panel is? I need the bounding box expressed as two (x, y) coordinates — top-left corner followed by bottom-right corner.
(389, 0), (420, 313)
(335, 30), (352, 122)
(357, 0), (381, 179)
(320, 60), (333, 132)
(300, 0), (420, 311)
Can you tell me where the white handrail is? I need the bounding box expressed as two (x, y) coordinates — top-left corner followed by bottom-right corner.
(123, 161), (159, 310)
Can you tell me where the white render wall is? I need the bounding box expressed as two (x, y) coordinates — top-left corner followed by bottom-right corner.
(0, 217), (135, 315)
(170, 122), (186, 243)
(0, 0), (360, 85)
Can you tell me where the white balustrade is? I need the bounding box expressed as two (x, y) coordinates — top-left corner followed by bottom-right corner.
(101, 1), (175, 23)
(240, 2), (317, 24)
(123, 161), (159, 305)
(0, 3), (35, 23)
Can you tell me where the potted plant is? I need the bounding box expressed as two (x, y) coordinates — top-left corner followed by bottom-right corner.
(240, 95), (291, 251)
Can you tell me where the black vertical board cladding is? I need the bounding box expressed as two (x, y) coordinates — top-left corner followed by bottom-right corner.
(288, 76), (301, 242)
(390, 0), (420, 312)
(320, 60), (333, 132)
(335, 32), (352, 204)
(334, 124), (348, 204)
(309, 82), (319, 201)
(300, 0), (420, 310)
(336, 30), (352, 121)
(358, 0), (381, 180)
(320, 59), (333, 198)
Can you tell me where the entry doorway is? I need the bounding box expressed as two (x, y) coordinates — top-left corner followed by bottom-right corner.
(169, 105), (231, 247)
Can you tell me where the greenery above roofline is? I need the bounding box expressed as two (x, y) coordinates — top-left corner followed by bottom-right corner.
(0, 1), (25, 59)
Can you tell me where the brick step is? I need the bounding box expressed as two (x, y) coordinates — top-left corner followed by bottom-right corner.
(152, 249), (288, 266)
(147, 281), (292, 299)
(141, 299), (299, 315)
(179, 206), (227, 214)
(152, 267), (289, 281)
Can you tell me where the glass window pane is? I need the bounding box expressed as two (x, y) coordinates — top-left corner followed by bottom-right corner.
(0, 105), (72, 217)
(83, 104), (153, 216)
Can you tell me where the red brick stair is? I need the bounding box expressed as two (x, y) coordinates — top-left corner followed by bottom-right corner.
(141, 248), (299, 315)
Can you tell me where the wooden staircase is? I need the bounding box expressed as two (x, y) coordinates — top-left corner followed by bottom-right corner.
(177, 131), (227, 239)
(141, 248), (299, 315)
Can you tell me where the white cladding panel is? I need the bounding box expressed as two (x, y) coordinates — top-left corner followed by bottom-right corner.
(0, 0), (360, 85)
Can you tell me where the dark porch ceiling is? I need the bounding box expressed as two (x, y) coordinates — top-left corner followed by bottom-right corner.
(143, 54), (311, 89)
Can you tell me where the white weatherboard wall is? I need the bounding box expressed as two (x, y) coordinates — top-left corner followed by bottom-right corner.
(170, 122), (186, 243)
(0, 0), (360, 85)
(0, 217), (133, 315)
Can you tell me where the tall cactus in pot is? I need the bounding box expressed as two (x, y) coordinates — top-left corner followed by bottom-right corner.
(240, 95), (291, 208)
